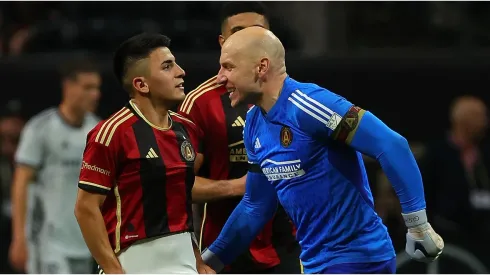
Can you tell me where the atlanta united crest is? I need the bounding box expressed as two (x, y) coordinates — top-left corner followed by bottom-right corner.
(280, 126), (293, 148)
(181, 140), (195, 162)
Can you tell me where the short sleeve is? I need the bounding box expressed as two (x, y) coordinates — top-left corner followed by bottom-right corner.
(292, 89), (364, 143)
(14, 119), (45, 168)
(78, 130), (118, 195)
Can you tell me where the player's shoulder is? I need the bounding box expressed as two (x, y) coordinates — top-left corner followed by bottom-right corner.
(169, 110), (197, 128)
(88, 105), (137, 147)
(291, 78), (340, 100)
(244, 105), (260, 134)
(24, 107), (58, 130)
(245, 105), (259, 120)
(179, 75), (227, 115)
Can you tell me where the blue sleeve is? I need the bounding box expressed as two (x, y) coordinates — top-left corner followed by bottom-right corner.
(208, 171), (278, 264)
(208, 111), (278, 264)
(294, 88), (426, 214)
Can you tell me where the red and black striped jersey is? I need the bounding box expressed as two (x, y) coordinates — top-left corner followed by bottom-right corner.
(179, 77), (297, 272)
(78, 100), (200, 253)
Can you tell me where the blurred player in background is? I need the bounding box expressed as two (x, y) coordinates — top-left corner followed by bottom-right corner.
(202, 27), (444, 274)
(9, 57), (101, 273)
(0, 102), (25, 274)
(179, 2), (300, 273)
(75, 33), (213, 274)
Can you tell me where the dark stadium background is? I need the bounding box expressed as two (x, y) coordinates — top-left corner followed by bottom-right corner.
(1, 1), (490, 274)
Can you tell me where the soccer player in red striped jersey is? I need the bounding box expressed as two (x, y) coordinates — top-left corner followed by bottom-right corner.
(74, 33), (214, 274)
(179, 2), (301, 273)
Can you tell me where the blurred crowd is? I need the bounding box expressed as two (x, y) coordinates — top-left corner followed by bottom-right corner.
(2, 2), (490, 57)
(0, 2), (299, 56)
(0, 1), (490, 274)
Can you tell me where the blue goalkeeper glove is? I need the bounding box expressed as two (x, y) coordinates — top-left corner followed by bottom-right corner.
(402, 209), (444, 262)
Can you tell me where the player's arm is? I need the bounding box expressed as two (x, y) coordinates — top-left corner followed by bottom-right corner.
(9, 120), (44, 270)
(295, 89), (443, 261)
(177, 106), (245, 203)
(193, 174), (246, 203)
(201, 132), (278, 273)
(10, 165), (35, 244)
(74, 133), (123, 274)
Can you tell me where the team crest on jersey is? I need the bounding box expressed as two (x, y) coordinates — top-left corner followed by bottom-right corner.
(280, 126), (293, 148)
(181, 140), (196, 162)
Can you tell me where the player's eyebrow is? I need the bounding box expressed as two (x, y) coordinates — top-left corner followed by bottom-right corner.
(161, 59), (174, 66)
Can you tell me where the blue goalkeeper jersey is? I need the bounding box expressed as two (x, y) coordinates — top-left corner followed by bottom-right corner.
(243, 76), (395, 271)
(209, 75), (427, 274)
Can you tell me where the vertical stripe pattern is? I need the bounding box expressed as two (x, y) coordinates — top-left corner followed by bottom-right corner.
(131, 119), (169, 236)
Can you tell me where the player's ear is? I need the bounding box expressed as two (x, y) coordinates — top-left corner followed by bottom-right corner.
(218, 35), (225, 48)
(132, 77), (149, 94)
(257, 58), (270, 76)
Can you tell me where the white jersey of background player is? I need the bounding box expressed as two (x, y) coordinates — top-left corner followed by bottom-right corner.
(9, 58), (101, 274)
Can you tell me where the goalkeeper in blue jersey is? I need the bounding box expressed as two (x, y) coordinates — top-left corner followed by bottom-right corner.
(201, 26), (444, 274)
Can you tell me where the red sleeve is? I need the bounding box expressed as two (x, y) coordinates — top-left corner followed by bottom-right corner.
(78, 128), (119, 195)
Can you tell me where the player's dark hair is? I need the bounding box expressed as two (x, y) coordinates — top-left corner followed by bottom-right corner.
(219, 1), (270, 28)
(59, 56), (99, 81)
(113, 33), (171, 94)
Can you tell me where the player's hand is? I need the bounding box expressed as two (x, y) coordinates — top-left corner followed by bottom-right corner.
(402, 210), (444, 263)
(9, 237), (28, 272)
(197, 262), (216, 274)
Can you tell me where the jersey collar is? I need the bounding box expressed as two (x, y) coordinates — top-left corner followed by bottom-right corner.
(264, 75), (293, 121)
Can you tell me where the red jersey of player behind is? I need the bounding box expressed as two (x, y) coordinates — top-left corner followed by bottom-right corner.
(179, 76), (296, 271)
(78, 101), (200, 254)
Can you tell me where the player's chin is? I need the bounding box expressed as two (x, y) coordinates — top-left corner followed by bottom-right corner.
(229, 91), (242, 107)
(230, 97), (243, 108)
(173, 87), (186, 100)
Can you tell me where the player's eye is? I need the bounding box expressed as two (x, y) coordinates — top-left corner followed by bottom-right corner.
(222, 64), (233, 71)
(162, 62), (173, 70)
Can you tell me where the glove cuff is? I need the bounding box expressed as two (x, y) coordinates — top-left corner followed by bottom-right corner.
(201, 248), (224, 272)
(402, 209), (427, 228)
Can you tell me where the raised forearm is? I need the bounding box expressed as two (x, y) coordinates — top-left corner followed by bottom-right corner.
(74, 203), (122, 273)
(192, 176), (244, 203)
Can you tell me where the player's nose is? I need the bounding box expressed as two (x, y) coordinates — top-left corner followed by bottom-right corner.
(217, 70), (227, 84)
(176, 63), (185, 78)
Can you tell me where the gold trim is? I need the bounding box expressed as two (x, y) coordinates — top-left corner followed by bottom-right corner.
(79, 181), (111, 190)
(95, 108), (126, 143)
(169, 111), (195, 125)
(114, 185), (122, 253)
(179, 76), (217, 112)
(198, 203), (207, 250)
(182, 83), (222, 115)
(99, 109), (130, 146)
(105, 112), (134, 146)
(129, 100), (173, 131)
(228, 140), (244, 148)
